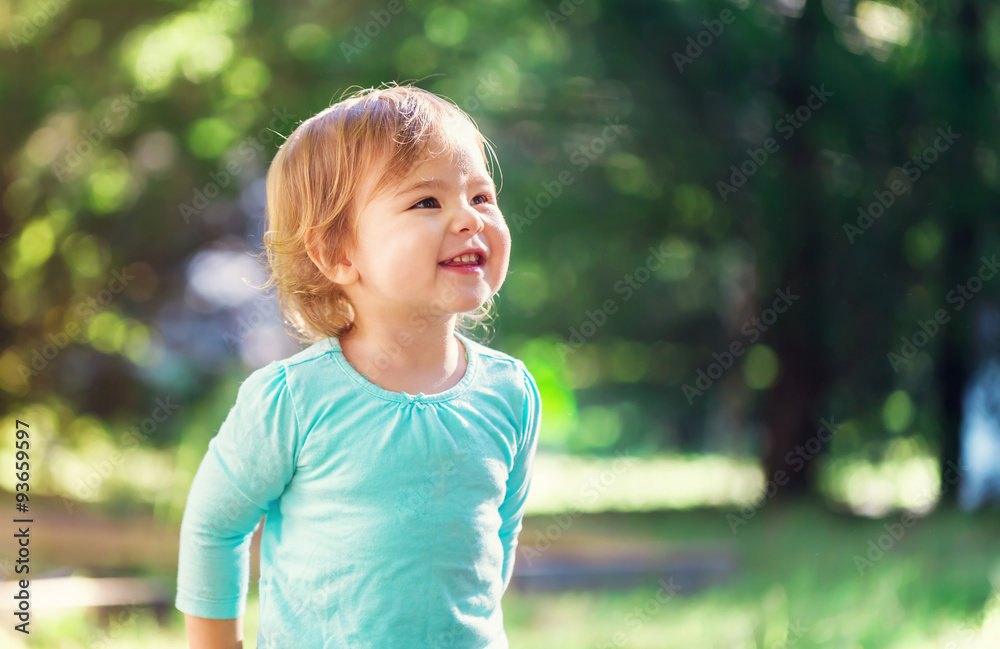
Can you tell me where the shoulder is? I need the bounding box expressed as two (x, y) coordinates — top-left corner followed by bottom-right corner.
(462, 337), (542, 453)
(461, 334), (540, 411)
(462, 335), (532, 381)
(233, 338), (335, 404)
(261, 337), (341, 389)
(277, 337), (337, 372)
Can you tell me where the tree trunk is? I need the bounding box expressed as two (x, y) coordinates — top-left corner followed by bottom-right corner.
(760, 0), (832, 495)
(936, 0), (986, 503)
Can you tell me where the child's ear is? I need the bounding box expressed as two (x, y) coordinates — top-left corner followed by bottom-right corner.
(329, 256), (359, 285)
(306, 234), (359, 286)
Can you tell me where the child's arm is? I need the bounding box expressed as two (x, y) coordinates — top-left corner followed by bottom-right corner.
(175, 363), (303, 637)
(183, 613), (243, 649)
(497, 363), (543, 593)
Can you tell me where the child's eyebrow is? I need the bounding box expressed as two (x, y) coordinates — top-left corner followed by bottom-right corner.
(394, 176), (495, 198)
(395, 178), (449, 197)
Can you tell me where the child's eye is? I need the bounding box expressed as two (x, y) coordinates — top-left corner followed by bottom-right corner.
(411, 197), (440, 209)
(410, 194), (493, 209)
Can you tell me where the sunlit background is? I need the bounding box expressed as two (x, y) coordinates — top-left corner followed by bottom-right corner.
(2, 0), (1000, 646)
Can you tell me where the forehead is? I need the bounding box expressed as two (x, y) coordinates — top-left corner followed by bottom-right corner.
(366, 126), (491, 201)
(419, 133), (489, 178)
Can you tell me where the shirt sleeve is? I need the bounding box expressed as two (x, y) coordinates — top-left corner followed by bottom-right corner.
(175, 362), (302, 619)
(497, 361), (542, 594)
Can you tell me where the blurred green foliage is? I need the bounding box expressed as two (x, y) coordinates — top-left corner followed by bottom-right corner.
(1, 0), (999, 506)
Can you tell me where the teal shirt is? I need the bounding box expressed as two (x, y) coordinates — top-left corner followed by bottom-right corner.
(175, 331), (542, 648)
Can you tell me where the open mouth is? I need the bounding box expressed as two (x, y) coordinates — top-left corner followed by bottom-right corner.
(439, 253), (484, 268)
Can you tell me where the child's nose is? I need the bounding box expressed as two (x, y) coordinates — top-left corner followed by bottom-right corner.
(452, 204), (485, 233)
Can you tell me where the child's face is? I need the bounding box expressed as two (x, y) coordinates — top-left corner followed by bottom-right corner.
(341, 126), (511, 323)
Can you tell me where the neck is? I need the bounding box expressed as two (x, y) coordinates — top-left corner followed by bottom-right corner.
(338, 311), (467, 394)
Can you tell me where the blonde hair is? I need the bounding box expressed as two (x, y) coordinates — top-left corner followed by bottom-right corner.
(258, 81), (500, 345)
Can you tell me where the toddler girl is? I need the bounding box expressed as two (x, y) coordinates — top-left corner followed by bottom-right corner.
(175, 82), (542, 648)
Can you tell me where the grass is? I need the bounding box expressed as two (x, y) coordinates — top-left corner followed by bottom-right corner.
(5, 501), (999, 648)
(504, 502), (1000, 648)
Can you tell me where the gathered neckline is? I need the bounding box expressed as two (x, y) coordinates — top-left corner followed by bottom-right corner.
(324, 331), (478, 403)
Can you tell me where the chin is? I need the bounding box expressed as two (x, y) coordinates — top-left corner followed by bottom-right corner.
(453, 299), (489, 315)
(447, 291), (492, 315)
